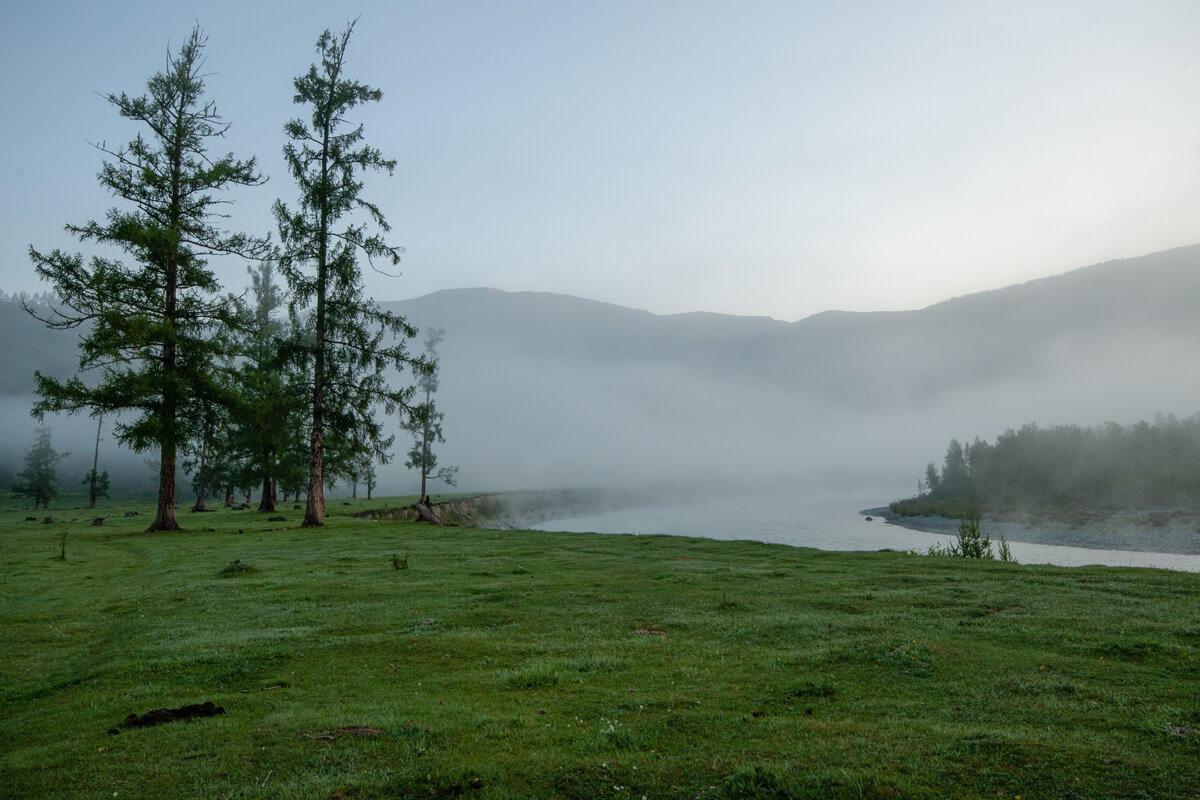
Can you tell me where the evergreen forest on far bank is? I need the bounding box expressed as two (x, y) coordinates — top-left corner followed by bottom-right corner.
(893, 414), (1200, 519)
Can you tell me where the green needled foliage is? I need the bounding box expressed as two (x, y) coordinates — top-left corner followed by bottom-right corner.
(27, 26), (266, 532)
(12, 427), (67, 510)
(274, 20), (425, 528)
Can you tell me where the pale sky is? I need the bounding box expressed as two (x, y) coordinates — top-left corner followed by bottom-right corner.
(3, 0), (1199, 322)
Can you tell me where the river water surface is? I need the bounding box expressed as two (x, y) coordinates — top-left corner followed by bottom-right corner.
(531, 490), (1200, 572)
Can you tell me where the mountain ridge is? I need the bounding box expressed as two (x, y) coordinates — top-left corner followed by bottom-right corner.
(393, 241), (1200, 325)
(385, 242), (1200, 400)
(378, 244), (1200, 487)
(4, 243), (1199, 491)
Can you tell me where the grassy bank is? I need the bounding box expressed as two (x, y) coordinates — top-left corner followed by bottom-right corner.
(2, 499), (1198, 799)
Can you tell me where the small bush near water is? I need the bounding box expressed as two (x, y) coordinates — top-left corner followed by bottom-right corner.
(927, 507), (1015, 561)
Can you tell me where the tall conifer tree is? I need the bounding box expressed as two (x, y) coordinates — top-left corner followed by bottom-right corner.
(27, 27), (265, 531)
(275, 20), (424, 527)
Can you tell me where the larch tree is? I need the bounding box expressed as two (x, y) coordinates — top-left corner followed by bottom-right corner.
(27, 27), (266, 531)
(275, 20), (425, 527)
(13, 427), (68, 510)
(404, 328), (458, 504)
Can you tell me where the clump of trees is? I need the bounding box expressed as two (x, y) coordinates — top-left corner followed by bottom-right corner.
(26, 21), (431, 528)
(897, 414), (1200, 516)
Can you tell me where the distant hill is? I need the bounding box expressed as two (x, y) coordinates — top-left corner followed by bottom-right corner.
(391, 244), (1200, 400)
(4, 244), (1199, 492)
(384, 245), (1200, 488)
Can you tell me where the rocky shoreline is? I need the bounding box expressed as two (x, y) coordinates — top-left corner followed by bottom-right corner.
(870, 506), (1200, 556)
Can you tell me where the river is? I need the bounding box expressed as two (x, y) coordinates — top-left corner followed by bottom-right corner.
(530, 490), (1200, 572)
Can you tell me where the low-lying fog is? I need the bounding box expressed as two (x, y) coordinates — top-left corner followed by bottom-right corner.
(4, 247), (1200, 541)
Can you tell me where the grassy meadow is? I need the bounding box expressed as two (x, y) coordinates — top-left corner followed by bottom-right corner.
(1, 497), (1198, 799)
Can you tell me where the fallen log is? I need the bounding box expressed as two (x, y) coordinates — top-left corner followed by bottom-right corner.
(412, 501), (443, 526)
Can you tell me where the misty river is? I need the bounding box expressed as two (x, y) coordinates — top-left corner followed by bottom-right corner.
(531, 490), (1200, 573)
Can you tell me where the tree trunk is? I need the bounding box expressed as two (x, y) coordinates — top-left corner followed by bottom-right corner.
(419, 456), (428, 506)
(152, 102), (183, 534)
(148, 447), (180, 531)
(302, 110), (333, 530)
(302, 307), (326, 527)
(258, 470), (275, 512)
(192, 436), (208, 511)
(303, 425), (324, 526)
(89, 417), (102, 509)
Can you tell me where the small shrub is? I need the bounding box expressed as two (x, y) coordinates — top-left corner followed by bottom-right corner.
(218, 559), (254, 576)
(997, 536), (1014, 562)
(883, 642), (932, 674)
(953, 508), (991, 557)
(928, 507), (1014, 562)
(392, 553), (409, 570)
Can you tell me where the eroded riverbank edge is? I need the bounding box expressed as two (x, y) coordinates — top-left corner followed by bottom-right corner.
(357, 489), (617, 529)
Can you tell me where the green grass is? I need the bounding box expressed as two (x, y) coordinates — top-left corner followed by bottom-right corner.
(2, 498), (1198, 799)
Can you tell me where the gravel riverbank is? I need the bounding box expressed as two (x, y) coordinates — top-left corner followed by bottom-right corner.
(870, 506), (1200, 555)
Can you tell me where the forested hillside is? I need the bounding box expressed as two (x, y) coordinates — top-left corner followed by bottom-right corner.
(895, 414), (1200, 517)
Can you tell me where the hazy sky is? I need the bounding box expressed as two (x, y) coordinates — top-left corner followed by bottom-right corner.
(3, 1), (1199, 321)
